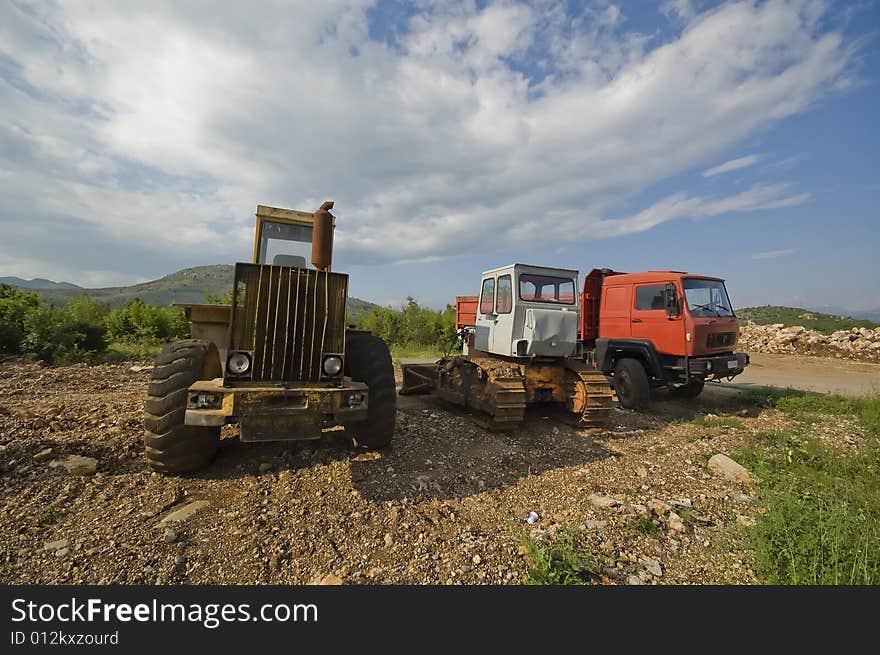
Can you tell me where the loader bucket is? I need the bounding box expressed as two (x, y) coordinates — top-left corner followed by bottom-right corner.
(399, 363), (438, 395)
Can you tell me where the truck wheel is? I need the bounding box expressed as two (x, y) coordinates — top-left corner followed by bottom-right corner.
(612, 358), (651, 410)
(143, 340), (221, 473)
(345, 333), (396, 448)
(669, 379), (705, 399)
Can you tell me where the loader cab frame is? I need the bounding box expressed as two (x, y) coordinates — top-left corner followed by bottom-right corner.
(253, 205), (336, 268)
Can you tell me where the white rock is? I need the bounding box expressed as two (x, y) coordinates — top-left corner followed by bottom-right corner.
(588, 494), (619, 509)
(641, 558), (663, 577)
(43, 539), (68, 551)
(667, 512), (687, 533)
(158, 500), (211, 525)
(708, 454), (751, 484)
(49, 455), (98, 475)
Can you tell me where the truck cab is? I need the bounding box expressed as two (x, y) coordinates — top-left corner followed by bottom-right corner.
(583, 270), (749, 408)
(471, 264), (580, 359)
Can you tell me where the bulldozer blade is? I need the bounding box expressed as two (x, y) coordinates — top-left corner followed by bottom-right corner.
(399, 363), (438, 395)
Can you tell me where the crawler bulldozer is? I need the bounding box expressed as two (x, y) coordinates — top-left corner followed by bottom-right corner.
(142, 202), (396, 473)
(400, 264), (616, 429)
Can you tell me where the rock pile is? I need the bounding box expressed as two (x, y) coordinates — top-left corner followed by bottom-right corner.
(738, 322), (880, 362)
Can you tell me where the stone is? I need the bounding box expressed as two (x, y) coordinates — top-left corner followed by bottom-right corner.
(384, 533), (394, 547)
(34, 448), (54, 461)
(647, 499), (672, 516)
(317, 574), (343, 585)
(159, 500), (211, 525)
(163, 527), (178, 543)
(44, 539), (69, 551)
(736, 515), (756, 527)
(49, 455), (98, 475)
(472, 554), (482, 565)
(667, 512), (686, 533)
(627, 574), (644, 585)
(588, 494), (619, 509)
(129, 365), (154, 373)
(55, 547), (70, 558)
(708, 454), (751, 484)
(584, 519), (607, 530)
(641, 558), (663, 577)
(635, 466), (648, 478)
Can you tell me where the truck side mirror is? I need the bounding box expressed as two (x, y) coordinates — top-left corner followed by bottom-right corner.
(665, 283), (680, 317)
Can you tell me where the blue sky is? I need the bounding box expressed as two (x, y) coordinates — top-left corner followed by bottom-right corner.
(1, 1), (878, 313)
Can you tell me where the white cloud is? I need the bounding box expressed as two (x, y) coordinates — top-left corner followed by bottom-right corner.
(752, 248), (798, 260)
(590, 183), (810, 239)
(0, 0), (855, 282)
(661, 0), (696, 24)
(703, 154), (763, 177)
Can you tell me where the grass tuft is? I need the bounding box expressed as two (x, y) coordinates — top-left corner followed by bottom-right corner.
(734, 393), (880, 584)
(522, 528), (599, 585)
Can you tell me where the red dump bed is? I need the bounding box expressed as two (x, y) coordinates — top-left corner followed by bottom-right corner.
(455, 295), (478, 329)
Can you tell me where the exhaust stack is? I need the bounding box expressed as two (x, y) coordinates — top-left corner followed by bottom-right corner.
(311, 200), (334, 271)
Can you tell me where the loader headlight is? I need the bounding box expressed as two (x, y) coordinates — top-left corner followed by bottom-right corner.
(322, 355), (343, 376)
(227, 352), (251, 375)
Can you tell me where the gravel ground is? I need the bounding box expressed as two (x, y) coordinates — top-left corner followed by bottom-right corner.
(1, 357), (853, 585)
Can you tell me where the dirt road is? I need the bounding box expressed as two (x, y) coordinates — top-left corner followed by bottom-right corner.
(720, 353), (880, 396)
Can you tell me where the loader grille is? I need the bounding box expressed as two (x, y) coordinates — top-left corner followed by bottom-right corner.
(228, 263), (347, 383)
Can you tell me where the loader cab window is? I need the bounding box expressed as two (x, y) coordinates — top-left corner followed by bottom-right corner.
(480, 277), (495, 315)
(519, 274), (575, 305)
(256, 220), (314, 268)
(496, 275), (512, 314)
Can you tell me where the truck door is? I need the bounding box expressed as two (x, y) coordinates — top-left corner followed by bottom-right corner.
(630, 282), (684, 355)
(489, 273), (514, 355)
(473, 276), (495, 352)
(599, 284), (631, 338)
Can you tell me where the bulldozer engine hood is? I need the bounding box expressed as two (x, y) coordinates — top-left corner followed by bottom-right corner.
(520, 307), (579, 357)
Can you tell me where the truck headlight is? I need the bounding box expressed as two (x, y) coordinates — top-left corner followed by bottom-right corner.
(227, 352), (251, 375)
(323, 355), (343, 376)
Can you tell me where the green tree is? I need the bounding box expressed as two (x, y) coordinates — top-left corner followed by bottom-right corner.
(0, 284), (41, 353)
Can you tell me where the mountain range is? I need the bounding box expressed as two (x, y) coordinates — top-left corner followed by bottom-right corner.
(0, 266), (377, 315)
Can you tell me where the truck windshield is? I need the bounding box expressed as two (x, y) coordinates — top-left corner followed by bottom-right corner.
(683, 278), (734, 317)
(519, 274), (576, 305)
(257, 220), (313, 268)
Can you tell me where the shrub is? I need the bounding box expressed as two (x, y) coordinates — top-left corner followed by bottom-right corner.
(0, 284), (41, 353)
(20, 304), (105, 364)
(355, 297), (456, 351)
(106, 299), (189, 343)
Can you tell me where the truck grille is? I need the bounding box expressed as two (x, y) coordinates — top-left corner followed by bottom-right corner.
(228, 263), (347, 383)
(707, 332), (737, 348)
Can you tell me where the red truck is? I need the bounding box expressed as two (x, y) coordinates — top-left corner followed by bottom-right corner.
(578, 268), (749, 408)
(455, 267), (749, 410)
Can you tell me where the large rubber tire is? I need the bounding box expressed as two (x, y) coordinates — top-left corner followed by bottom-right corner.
(143, 340), (220, 473)
(612, 358), (651, 410)
(668, 379), (705, 400)
(345, 333), (396, 448)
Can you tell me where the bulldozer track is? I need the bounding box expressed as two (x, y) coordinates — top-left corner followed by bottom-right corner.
(482, 376), (527, 431)
(567, 368), (617, 429)
(434, 357), (527, 431)
(431, 356), (615, 431)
